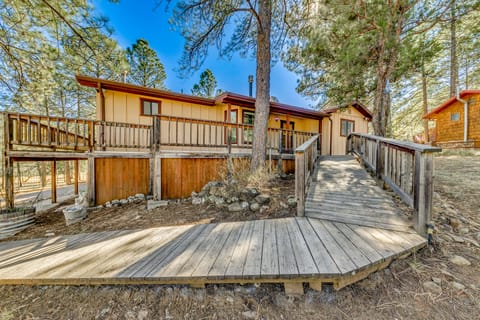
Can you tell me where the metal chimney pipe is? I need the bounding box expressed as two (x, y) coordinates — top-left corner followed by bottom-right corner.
(248, 75), (254, 97)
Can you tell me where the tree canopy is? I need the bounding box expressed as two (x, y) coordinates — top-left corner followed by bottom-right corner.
(126, 39), (167, 89)
(191, 69), (220, 98)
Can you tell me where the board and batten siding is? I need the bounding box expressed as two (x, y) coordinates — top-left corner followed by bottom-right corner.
(321, 106), (369, 155)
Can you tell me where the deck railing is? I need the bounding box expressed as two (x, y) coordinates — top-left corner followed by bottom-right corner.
(347, 133), (442, 236)
(3, 112), (317, 154)
(149, 115), (316, 153)
(295, 135), (320, 217)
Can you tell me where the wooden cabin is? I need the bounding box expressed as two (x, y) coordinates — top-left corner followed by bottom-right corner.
(76, 75), (371, 156)
(423, 90), (480, 148)
(321, 103), (373, 155)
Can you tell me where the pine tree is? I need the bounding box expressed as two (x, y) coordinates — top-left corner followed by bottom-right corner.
(126, 39), (167, 89)
(191, 69), (220, 98)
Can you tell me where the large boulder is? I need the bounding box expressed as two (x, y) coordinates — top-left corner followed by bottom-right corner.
(255, 194), (271, 205)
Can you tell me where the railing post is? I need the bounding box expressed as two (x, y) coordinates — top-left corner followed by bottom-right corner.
(375, 139), (383, 179)
(413, 151), (434, 236)
(295, 149), (305, 217)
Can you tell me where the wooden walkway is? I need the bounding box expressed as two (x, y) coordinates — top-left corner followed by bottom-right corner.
(0, 156), (426, 293)
(306, 156), (413, 232)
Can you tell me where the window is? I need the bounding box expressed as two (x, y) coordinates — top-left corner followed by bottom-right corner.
(340, 119), (355, 137)
(450, 112), (460, 121)
(224, 110), (238, 144)
(141, 99), (161, 116)
(242, 110), (255, 144)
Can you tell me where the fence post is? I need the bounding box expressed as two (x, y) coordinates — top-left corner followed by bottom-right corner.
(413, 151), (434, 236)
(86, 155), (96, 207)
(295, 150), (305, 217)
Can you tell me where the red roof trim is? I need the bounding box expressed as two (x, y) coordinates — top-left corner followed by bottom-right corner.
(323, 101), (373, 119)
(216, 92), (329, 120)
(76, 75), (216, 106)
(423, 90), (480, 119)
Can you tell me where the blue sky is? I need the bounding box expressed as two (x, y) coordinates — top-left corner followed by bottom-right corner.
(92, 0), (313, 108)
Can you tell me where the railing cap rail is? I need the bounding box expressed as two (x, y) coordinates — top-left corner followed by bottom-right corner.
(295, 134), (319, 153)
(349, 133), (442, 153)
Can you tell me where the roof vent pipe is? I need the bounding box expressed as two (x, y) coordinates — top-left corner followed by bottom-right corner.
(248, 75), (254, 97)
(455, 89), (468, 142)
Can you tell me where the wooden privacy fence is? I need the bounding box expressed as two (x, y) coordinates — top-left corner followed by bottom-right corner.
(347, 133), (441, 235)
(295, 135), (319, 217)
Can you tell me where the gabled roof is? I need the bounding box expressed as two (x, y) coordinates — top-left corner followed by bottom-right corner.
(423, 90), (480, 119)
(322, 101), (373, 120)
(76, 75), (216, 106)
(215, 92), (329, 120)
(76, 75), (329, 120)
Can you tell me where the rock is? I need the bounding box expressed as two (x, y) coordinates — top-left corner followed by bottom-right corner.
(231, 196), (239, 203)
(228, 202), (243, 212)
(45, 232), (55, 237)
(459, 227), (470, 234)
(287, 196), (297, 207)
(134, 193), (145, 200)
(255, 194), (271, 205)
(423, 281), (442, 294)
(147, 200), (169, 210)
(128, 196), (136, 203)
(239, 188), (259, 201)
(146, 195), (153, 200)
(209, 186), (219, 196)
(120, 199), (129, 205)
(192, 197), (204, 205)
(105, 201), (112, 208)
(432, 277), (442, 285)
(214, 197), (225, 207)
(240, 201), (250, 210)
(451, 282), (466, 291)
(259, 205), (269, 214)
(137, 310), (149, 320)
(242, 311), (257, 319)
(250, 202), (260, 211)
(449, 255), (471, 266)
(280, 201), (288, 208)
(197, 190), (207, 198)
(448, 217), (460, 229)
(191, 191), (198, 198)
(111, 199), (120, 206)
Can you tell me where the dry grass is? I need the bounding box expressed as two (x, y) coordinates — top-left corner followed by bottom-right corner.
(218, 158), (277, 191)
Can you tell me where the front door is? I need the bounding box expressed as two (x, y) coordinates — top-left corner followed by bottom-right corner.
(280, 120), (295, 153)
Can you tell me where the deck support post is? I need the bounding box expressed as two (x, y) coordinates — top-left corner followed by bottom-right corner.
(51, 160), (57, 203)
(284, 282), (304, 295)
(74, 159), (79, 196)
(413, 151), (434, 236)
(375, 139), (384, 179)
(152, 155), (162, 200)
(87, 155), (96, 206)
(4, 157), (14, 208)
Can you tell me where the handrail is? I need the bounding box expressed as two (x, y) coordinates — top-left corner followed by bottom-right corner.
(295, 134), (319, 217)
(347, 132), (442, 236)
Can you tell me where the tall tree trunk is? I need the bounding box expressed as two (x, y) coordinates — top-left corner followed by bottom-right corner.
(250, 0), (272, 172)
(450, 1), (458, 97)
(422, 62), (429, 143)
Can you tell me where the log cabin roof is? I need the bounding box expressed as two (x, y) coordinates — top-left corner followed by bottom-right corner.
(322, 101), (373, 120)
(76, 75), (329, 120)
(423, 90), (480, 119)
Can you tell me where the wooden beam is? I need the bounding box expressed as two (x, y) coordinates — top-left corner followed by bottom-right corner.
(51, 160), (57, 203)
(87, 156), (96, 206)
(153, 156), (162, 200)
(74, 159), (79, 196)
(284, 282), (304, 295)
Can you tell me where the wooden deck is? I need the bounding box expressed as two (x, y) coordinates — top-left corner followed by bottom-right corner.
(306, 156), (413, 232)
(0, 156), (427, 292)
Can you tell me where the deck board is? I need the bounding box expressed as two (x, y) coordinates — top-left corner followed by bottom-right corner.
(0, 155), (427, 289)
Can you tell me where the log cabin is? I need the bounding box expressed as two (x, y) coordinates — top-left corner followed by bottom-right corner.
(423, 90), (480, 148)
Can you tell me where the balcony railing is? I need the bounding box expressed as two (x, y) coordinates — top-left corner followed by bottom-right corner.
(3, 112), (318, 154)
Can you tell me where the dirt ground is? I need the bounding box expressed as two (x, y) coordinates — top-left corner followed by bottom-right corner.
(0, 155), (479, 320)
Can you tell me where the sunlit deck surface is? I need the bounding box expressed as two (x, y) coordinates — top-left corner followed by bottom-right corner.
(0, 156), (426, 292)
